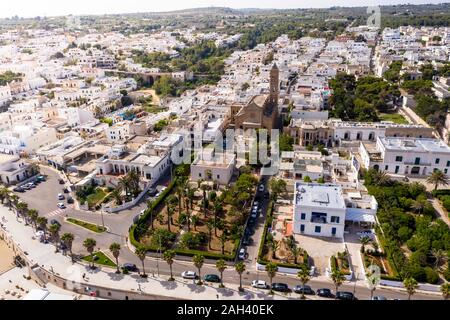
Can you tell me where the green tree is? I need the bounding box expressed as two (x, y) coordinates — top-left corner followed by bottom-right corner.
(135, 246), (148, 277)
(403, 277), (418, 300)
(109, 243), (121, 273)
(216, 259), (227, 288)
(297, 265), (311, 299)
(360, 236), (371, 254)
(269, 178), (287, 201)
(427, 170), (450, 191)
(331, 269), (346, 299)
(48, 223), (61, 252)
(441, 283), (450, 300)
(265, 263), (278, 294)
(36, 216), (47, 236)
(235, 262), (246, 291)
(61, 233), (75, 262)
(163, 250), (176, 281)
(193, 254), (205, 285)
(27, 209), (39, 230)
(83, 238), (97, 269)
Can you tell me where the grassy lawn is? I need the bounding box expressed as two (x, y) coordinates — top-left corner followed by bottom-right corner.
(83, 251), (116, 268)
(66, 218), (107, 233)
(86, 188), (108, 208)
(379, 113), (409, 124)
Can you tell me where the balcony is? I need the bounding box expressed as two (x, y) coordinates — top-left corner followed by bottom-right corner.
(404, 161), (431, 166)
(311, 212), (327, 224)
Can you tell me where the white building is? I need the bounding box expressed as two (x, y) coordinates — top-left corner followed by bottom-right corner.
(190, 146), (236, 185)
(293, 183), (346, 238)
(0, 153), (29, 185)
(360, 137), (450, 176)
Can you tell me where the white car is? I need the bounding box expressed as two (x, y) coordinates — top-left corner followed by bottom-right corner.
(251, 280), (268, 289)
(258, 185), (265, 192)
(57, 203), (66, 209)
(57, 193), (65, 200)
(238, 248), (246, 260)
(181, 271), (197, 279)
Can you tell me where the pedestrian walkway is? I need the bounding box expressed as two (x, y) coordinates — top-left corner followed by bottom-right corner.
(44, 208), (66, 218)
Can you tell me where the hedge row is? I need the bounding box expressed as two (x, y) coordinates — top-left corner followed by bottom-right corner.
(431, 189), (450, 197)
(257, 201), (274, 264)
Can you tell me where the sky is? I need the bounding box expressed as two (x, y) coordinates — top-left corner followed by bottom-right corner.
(0, 0), (447, 18)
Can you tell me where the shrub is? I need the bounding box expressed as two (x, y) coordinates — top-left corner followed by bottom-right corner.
(444, 266), (450, 282)
(424, 266), (439, 284)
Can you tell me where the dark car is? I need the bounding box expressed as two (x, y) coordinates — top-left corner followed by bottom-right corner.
(204, 274), (221, 283)
(148, 188), (157, 196)
(50, 219), (61, 226)
(63, 188), (69, 194)
(271, 283), (290, 292)
(13, 186), (25, 193)
(242, 236), (252, 246)
(336, 291), (357, 300)
(122, 263), (138, 272)
(293, 285), (315, 295)
(36, 175), (46, 182)
(67, 197), (74, 204)
(58, 178), (65, 184)
(317, 288), (334, 298)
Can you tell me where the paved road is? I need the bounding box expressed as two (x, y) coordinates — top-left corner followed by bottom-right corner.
(10, 166), (443, 300)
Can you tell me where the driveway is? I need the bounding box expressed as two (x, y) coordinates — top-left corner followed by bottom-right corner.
(344, 226), (369, 281)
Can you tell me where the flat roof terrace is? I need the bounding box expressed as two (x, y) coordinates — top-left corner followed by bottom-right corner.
(294, 182), (346, 209)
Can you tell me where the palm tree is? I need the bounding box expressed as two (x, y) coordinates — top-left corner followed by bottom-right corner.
(411, 200), (425, 215)
(9, 194), (19, 211)
(16, 202), (28, 220)
(27, 209), (39, 230)
(193, 254), (204, 285)
(83, 238), (97, 269)
(206, 219), (214, 250)
(0, 186), (9, 204)
(331, 269), (346, 299)
(216, 259), (227, 288)
(441, 283), (450, 300)
(270, 240), (280, 259)
(403, 277), (418, 300)
(213, 201), (222, 236)
(265, 263), (278, 294)
(427, 169), (450, 191)
(366, 269), (379, 300)
(187, 186), (195, 210)
(176, 183), (185, 214)
(48, 223), (61, 252)
(235, 262), (246, 291)
(360, 236), (371, 254)
(163, 250), (176, 281)
(109, 243), (121, 273)
(145, 201), (155, 229)
(191, 215), (199, 231)
(200, 183), (209, 218)
(297, 265), (311, 299)
(135, 246), (147, 277)
(61, 233), (75, 262)
(373, 170), (391, 186)
(118, 175), (130, 196)
(219, 232), (227, 255)
(166, 205), (175, 232)
(36, 216), (48, 236)
(430, 248), (447, 270)
(111, 188), (123, 205)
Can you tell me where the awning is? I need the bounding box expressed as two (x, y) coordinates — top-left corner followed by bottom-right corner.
(345, 210), (376, 223)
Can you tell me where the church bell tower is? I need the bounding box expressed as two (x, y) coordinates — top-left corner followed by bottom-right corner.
(269, 63), (279, 106)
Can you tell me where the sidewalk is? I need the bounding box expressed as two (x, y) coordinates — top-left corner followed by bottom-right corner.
(0, 204), (292, 300)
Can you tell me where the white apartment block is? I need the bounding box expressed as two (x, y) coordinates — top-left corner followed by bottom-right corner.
(360, 137), (450, 176)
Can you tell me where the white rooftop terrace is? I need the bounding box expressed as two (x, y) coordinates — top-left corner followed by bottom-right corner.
(379, 137), (450, 153)
(294, 182), (346, 209)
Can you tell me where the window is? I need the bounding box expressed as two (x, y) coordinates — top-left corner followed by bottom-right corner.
(217, 175), (220, 179)
(332, 227), (337, 236)
(301, 213), (306, 220)
(395, 156), (403, 162)
(300, 224), (305, 233)
(385, 165), (389, 171)
(315, 226), (321, 233)
(436, 158), (440, 164)
(445, 169), (448, 174)
(395, 166), (400, 174)
(414, 157), (420, 165)
(199, 173), (202, 177)
(447, 161), (450, 167)
(331, 216), (340, 224)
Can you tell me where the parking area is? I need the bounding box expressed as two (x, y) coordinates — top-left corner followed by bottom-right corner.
(293, 234), (345, 275)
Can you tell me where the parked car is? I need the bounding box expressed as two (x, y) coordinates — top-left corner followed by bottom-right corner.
(251, 280), (268, 289)
(13, 186), (25, 193)
(271, 283), (290, 292)
(27, 183), (36, 188)
(372, 296), (387, 300)
(22, 184), (31, 190)
(148, 188), (157, 196)
(293, 285), (315, 295)
(57, 203), (66, 209)
(204, 274), (221, 283)
(238, 248), (246, 260)
(122, 263), (138, 272)
(50, 219), (61, 226)
(67, 197), (74, 204)
(58, 193), (65, 200)
(258, 184), (265, 192)
(336, 291), (357, 300)
(181, 271), (197, 279)
(58, 178), (65, 184)
(63, 188), (69, 194)
(242, 236), (251, 246)
(317, 288), (334, 298)
(36, 175), (46, 182)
